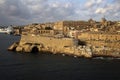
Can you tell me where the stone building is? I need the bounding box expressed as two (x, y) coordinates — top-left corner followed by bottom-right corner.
(54, 20), (90, 35)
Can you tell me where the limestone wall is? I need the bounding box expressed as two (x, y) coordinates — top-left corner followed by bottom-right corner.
(78, 32), (120, 41)
(87, 41), (120, 48)
(19, 34), (76, 52)
(78, 32), (120, 49)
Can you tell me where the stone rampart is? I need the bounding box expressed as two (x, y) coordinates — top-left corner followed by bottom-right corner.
(78, 32), (120, 48)
(20, 34), (76, 50)
(8, 34), (92, 58)
(78, 32), (120, 41)
(8, 33), (120, 58)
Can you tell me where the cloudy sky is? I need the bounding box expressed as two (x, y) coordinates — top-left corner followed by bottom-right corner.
(0, 0), (120, 25)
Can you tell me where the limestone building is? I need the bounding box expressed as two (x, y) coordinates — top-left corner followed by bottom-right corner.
(54, 20), (90, 35)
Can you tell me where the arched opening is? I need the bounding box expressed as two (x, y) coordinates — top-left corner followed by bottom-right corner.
(31, 46), (39, 53)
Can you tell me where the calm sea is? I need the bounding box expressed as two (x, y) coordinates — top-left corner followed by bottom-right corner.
(0, 34), (120, 80)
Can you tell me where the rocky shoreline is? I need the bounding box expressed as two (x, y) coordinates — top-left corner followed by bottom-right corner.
(8, 42), (120, 58)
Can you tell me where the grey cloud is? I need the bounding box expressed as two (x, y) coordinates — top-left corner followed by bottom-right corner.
(83, 0), (120, 21)
(0, 0), (31, 25)
(0, 0), (119, 25)
(25, 0), (76, 22)
(0, 0), (79, 25)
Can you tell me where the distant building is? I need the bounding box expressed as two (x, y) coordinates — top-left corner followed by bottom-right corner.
(54, 21), (90, 35)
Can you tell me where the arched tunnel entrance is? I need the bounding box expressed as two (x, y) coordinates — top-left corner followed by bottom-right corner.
(31, 46), (39, 53)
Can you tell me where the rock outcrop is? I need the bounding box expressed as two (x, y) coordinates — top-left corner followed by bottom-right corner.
(8, 42), (19, 51)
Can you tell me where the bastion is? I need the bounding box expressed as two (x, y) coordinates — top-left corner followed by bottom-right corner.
(8, 34), (92, 58)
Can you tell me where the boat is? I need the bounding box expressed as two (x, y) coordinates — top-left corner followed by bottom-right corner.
(0, 27), (13, 34)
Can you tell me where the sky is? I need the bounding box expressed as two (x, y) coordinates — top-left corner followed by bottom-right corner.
(0, 0), (120, 25)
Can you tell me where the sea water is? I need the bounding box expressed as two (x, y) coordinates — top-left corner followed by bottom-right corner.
(0, 34), (120, 80)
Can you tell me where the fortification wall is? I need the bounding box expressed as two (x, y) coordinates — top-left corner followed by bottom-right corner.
(78, 32), (120, 41)
(19, 34), (76, 51)
(78, 32), (120, 49)
(87, 41), (120, 48)
(8, 34), (120, 58)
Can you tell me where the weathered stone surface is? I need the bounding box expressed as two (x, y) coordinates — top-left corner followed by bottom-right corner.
(23, 44), (32, 53)
(8, 42), (19, 51)
(78, 32), (120, 48)
(16, 46), (23, 52)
